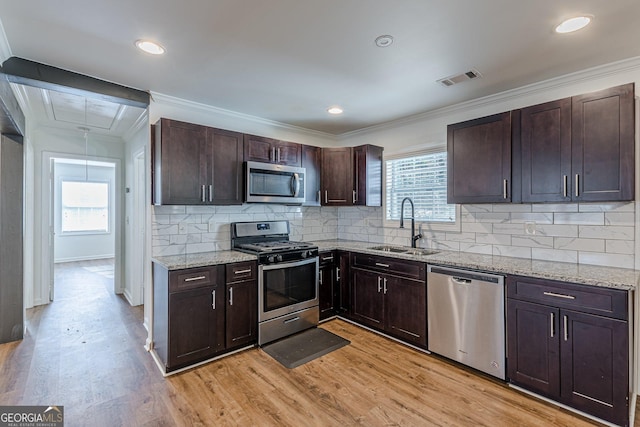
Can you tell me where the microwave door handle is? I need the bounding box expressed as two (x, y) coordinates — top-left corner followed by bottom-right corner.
(291, 173), (300, 197)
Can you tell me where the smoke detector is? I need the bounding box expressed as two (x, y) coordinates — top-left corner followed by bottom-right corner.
(437, 69), (482, 87)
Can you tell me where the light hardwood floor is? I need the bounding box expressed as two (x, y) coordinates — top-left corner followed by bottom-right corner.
(0, 261), (632, 426)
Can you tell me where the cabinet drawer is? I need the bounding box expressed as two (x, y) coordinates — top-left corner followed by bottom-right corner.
(319, 251), (336, 266)
(170, 266), (223, 292)
(507, 275), (628, 320)
(351, 253), (425, 280)
(226, 261), (256, 282)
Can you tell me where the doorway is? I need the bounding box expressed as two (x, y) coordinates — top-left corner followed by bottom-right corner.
(41, 152), (122, 303)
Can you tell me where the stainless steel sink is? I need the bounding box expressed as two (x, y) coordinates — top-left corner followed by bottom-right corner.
(368, 245), (408, 253)
(368, 246), (439, 256)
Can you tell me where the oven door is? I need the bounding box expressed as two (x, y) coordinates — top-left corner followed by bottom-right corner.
(258, 257), (319, 322)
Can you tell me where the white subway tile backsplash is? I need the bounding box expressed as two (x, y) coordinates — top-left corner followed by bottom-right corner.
(154, 205), (187, 215)
(476, 233), (512, 245)
(462, 222), (493, 233)
(605, 212), (635, 226)
(578, 252), (634, 269)
(459, 243), (493, 255)
(532, 203), (578, 213)
(444, 232), (476, 242)
(509, 213), (553, 224)
(462, 204), (493, 213)
(511, 235), (554, 249)
(430, 240), (461, 251)
(531, 248), (578, 263)
(553, 212), (604, 225)
(605, 240), (635, 255)
(536, 224), (578, 238)
(492, 224), (528, 235)
(493, 245), (531, 259)
(579, 225), (634, 240)
(472, 212), (511, 223)
(579, 202), (634, 212)
(492, 204), (532, 213)
(554, 237), (605, 252)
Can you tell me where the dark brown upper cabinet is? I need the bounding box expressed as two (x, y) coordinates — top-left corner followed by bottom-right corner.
(153, 118), (243, 205)
(447, 112), (513, 204)
(301, 144), (321, 206)
(520, 98), (572, 202)
(243, 134), (301, 166)
(521, 83), (635, 203)
(321, 145), (383, 206)
(571, 83), (635, 202)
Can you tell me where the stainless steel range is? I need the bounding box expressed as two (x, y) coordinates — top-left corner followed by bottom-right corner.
(231, 220), (319, 345)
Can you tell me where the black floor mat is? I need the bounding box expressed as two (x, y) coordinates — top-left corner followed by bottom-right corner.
(261, 327), (350, 369)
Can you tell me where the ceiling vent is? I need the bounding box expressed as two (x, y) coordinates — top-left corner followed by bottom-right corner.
(437, 69), (482, 87)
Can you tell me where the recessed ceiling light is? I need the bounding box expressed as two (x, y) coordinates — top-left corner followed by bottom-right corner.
(135, 39), (166, 55)
(555, 16), (592, 33)
(327, 106), (344, 115)
(374, 35), (394, 48)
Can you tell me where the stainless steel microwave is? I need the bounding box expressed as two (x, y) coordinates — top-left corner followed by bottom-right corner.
(245, 161), (306, 204)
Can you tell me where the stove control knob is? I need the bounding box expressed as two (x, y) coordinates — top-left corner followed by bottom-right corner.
(307, 250), (315, 258)
(267, 255), (275, 264)
(301, 250), (308, 259)
(276, 254), (283, 263)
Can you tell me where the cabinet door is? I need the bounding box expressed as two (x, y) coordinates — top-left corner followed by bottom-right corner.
(506, 299), (560, 398)
(226, 280), (257, 349)
(384, 275), (426, 347)
(337, 252), (351, 316)
(244, 134), (278, 163)
(206, 128), (244, 205)
(319, 263), (336, 320)
(353, 145), (383, 206)
(351, 269), (384, 329)
(560, 310), (628, 425)
(447, 112), (512, 203)
(321, 147), (353, 206)
(521, 98), (572, 202)
(168, 285), (225, 368)
(572, 83), (635, 202)
(155, 118), (208, 205)
(302, 145), (321, 206)
(274, 141), (301, 166)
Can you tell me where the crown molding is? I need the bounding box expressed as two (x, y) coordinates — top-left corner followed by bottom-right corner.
(339, 56), (640, 140)
(123, 108), (149, 141)
(150, 91), (337, 141)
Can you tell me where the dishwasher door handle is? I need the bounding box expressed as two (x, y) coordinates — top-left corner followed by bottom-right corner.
(451, 277), (472, 285)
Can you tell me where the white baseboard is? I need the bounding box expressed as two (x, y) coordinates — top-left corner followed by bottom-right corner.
(54, 254), (115, 263)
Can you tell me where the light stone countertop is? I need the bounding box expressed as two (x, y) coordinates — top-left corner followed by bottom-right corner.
(152, 250), (257, 270)
(152, 240), (638, 291)
(314, 239), (639, 291)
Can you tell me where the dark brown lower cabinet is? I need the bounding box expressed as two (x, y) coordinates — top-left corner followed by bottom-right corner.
(351, 258), (427, 348)
(507, 276), (629, 426)
(225, 261), (258, 349)
(336, 251), (351, 317)
(319, 251), (338, 321)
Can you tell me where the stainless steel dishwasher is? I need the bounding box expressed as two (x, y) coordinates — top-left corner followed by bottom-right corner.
(427, 265), (505, 380)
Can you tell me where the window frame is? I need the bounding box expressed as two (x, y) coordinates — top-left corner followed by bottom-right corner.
(382, 147), (461, 233)
(60, 179), (111, 235)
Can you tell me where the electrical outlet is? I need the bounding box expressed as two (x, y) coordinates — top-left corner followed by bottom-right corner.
(524, 221), (536, 235)
(208, 221), (217, 233)
(178, 222), (187, 234)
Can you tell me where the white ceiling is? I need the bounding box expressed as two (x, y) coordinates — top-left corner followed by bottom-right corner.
(1, 0), (639, 136)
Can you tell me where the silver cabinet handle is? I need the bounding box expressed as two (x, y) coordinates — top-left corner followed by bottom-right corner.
(284, 316), (300, 324)
(377, 276), (382, 292)
(543, 291), (575, 300)
(503, 179), (508, 199)
(319, 270), (323, 285)
(234, 269), (251, 275)
(383, 277), (388, 294)
(563, 315), (568, 341)
(336, 267), (341, 281)
(352, 190), (356, 204)
(563, 175), (568, 198)
(277, 147), (281, 163)
(271, 147), (276, 162)
(324, 190), (328, 204)
(321, 256), (334, 262)
(201, 184), (206, 202)
(185, 275), (206, 282)
(211, 290), (216, 310)
(229, 287), (233, 306)
(291, 173), (300, 197)
(375, 262), (390, 268)
(550, 312), (555, 338)
(575, 174), (579, 197)
(317, 190), (321, 202)
(209, 184), (213, 202)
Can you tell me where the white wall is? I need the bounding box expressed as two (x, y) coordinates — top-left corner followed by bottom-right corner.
(53, 161), (116, 262)
(30, 127), (125, 307)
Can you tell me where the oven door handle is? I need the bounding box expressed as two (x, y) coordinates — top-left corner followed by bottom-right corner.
(291, 173), (301, 197)
(259, 256), (318, 271)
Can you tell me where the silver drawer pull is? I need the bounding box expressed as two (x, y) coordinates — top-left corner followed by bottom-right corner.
(452, 277), (471, 285)
(543, 291), (575, 300)
(234, 269), (252, 275)
(283, 316), (300, 324)
(185, 275), (206, 282)
(321, 256), (334, 262)
(375, 262), (390, 268)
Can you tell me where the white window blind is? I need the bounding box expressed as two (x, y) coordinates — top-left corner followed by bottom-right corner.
(385, 151), (456, 223)
(61, 181), (110, 233)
